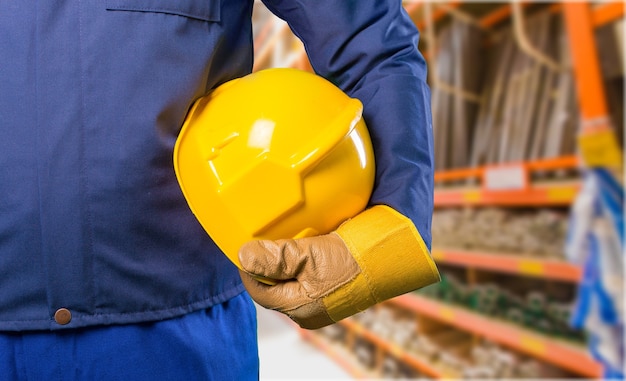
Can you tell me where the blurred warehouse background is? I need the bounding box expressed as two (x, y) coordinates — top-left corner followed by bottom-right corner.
(252, 1), (625, 379)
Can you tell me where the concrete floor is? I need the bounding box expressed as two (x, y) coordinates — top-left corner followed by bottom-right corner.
(256, 304), (352, 380)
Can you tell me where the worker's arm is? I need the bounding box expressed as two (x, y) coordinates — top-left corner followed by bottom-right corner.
(241, 0), (438, 329)
(239, 205), (439, 329)
(260, 0), (434, 246)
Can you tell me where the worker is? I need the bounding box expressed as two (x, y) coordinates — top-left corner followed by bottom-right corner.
(0, 1), (438, 379)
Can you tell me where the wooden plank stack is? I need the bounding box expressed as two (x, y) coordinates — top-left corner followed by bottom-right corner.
(432, 17), (485, 170)
(595, 19), (625, 149)
(431, 7), (580, 170)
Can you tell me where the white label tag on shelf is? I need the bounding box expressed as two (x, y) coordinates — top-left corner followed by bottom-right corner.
(483, 165), (527, 190)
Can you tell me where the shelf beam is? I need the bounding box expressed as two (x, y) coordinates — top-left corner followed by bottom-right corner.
(434, 181), (580, 207)
(592, 1), (625, 27)
(434, 155), (579, 183)
(432, 248), (582, 283)
(434, 156), (580, 207)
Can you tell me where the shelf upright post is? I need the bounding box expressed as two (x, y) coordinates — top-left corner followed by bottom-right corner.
(562, 2), (623, 169)
(562, 3), (624, 379)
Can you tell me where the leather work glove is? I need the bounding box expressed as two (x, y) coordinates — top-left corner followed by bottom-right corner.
(238, 205), (440, 329)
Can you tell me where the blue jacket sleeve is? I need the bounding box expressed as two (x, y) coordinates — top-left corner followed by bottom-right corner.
(261, 0), (435, 249)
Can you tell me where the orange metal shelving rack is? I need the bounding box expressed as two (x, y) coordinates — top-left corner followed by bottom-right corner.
(388, 294), (604, 379)
(301, 315), (449, 379)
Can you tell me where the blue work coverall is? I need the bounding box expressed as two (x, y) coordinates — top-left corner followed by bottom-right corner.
(0, 0), (434, 378)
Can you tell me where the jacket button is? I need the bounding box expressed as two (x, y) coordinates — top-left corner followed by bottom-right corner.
(54, 308), (72, 325)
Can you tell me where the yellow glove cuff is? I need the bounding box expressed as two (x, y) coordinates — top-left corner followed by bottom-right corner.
(323, 205), (440, 322)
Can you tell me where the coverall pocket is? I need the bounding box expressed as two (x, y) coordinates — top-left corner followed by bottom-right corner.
(105, 0), (220, 22)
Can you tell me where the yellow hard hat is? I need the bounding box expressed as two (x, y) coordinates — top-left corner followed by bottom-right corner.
(173, 68), (375, 271)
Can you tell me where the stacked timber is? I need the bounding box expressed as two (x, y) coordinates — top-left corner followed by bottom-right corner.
(432, 17), (485, 170)
(431, 8), (580, 170)
(595, 18), (625, 148)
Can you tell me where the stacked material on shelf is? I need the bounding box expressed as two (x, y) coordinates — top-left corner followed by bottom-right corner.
(418, 273), (586, 341)
(353, 337), (377, 370)
(430, 329), (474, 375)
(317, 320), (346, 342)
(473, 9), (578, 165)
(354, 307), (419, 350)
(431, 6), (579, 170)
(432, 207), (568, 258)
(347, 308), (427, 378)
(464, 340), (571, 379)
(407, 333), (440, 362)
(311, 284), (586, 379)
(431, 16), (485, 171)
(353, 307), (432, 362)
(347, 304), (574, 379)
(353, 306), (467, 377)
(380, 356), (421, 379)
(595, 18), (624, 148)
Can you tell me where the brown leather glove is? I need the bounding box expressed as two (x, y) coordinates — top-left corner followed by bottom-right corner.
(238, 205), (440, 329)
(239, 232), (359, 329)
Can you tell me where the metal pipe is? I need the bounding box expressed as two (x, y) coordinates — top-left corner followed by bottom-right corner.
(424, 2), (482, 104)
(511, 1), (564, 72)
